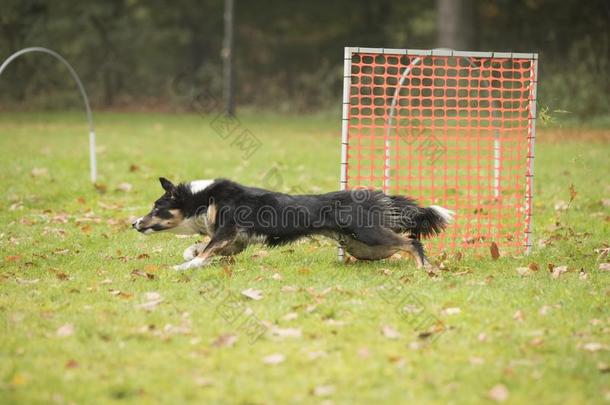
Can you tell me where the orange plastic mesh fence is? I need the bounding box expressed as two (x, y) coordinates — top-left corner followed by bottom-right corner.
(340, 49), (538, 256)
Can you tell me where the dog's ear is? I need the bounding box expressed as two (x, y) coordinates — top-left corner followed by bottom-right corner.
(159, 177), (175, 192)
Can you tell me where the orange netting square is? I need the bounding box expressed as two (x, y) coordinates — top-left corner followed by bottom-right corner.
(340, 49), (538, 256)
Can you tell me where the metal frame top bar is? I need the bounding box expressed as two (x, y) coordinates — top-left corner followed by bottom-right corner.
(345, 46), (538, 60)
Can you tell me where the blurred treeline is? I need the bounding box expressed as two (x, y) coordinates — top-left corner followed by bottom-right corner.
(0, 0), (608, 120)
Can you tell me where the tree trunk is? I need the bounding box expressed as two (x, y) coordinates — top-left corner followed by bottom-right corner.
(436, 0), (475, 50)
(222, 0), (235, 116)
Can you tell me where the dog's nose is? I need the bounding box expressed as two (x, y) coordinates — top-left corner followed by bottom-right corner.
(132, 218), (141, 229)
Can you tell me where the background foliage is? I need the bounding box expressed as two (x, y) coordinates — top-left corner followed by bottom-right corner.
(0, 0), (608, 119)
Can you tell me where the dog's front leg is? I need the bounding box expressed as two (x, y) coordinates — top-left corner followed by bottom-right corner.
(173, 225), (237, 271)
(183, 241), (208, 261)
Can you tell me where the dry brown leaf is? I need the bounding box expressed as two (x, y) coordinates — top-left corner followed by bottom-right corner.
(490, 242), (500, 260)
(241, 288), (263, 301)
(381, 325), (401, 339)
(262, 353), (285, 365)
(488, 384), (509, 402)
(516, 267), (531, 276)
(212, 333), (237, 348)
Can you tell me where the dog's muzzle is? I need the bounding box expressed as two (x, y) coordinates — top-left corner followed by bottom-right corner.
(132, 218), (146, 232)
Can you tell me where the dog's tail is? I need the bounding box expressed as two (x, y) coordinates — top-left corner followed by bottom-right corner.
(389, 196), (455, 238)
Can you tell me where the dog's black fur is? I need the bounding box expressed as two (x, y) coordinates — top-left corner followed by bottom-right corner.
(133, 178), (454, 270)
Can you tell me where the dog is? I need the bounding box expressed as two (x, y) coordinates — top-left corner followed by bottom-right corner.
(132, 178), (454, 271)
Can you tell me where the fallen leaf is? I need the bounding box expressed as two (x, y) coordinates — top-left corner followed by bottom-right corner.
(357, 347), (370, 358)
(129, 164), (140, 172)
(312, 385), (335, 397)
(56, 323), (74, 338)
(442, 307), (461, 316)
(513, 310), (524, 322)
(528, 262), (539, 271)
(212, 333), (237, 348)
(282, 312), (298, 321)
(136, 291), (163, 311)
(488, 384), (509, 402)
(116, 182), (133, 192)
(109, 289), (133, 300)
(94, 183), (107, 193)
(554, 201), (568, 211)
(599, 263), (610, 272)
(5, 255), (22, 262)
(489, 242), (500, 260)
(516, 267), (531, 276)
(551, 265), (568, 279)
(251, 250), (269, 260)
(598, 362), (610, 373)
(281, 285), (298, 293)
(582, 342), (606, 352)
(16, 278), (39, 285)
(270, 327), (302, 338)
(271, 272), (283, 280)
(539, 305), (551, 316)
(262, 353), (285, 365)
(381, 325), (401, 339)
(307, 350), (327, 360)
(65, 359), (79, 369)
(131, 269), (155, 280)
(31, 167), (49, 177)
(241, 288), (263, 301)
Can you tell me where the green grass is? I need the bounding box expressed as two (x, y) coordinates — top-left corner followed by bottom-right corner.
(0, 111), (609, 404)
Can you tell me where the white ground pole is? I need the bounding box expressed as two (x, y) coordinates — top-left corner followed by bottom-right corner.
(0, 47), (97, 183)
(525, 55), (539, 254)
(338, 47), (353, 261)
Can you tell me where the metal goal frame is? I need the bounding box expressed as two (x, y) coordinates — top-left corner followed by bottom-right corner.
(339, 47), (538, 258)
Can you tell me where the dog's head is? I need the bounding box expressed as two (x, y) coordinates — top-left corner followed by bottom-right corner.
(132, 177), (197, 235)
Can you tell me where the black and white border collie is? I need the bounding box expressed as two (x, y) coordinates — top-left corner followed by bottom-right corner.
(132, 178), (454, 272)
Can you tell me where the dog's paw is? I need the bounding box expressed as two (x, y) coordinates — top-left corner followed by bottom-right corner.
(183, 243), (206, 261)
(172, 257), (210, 271)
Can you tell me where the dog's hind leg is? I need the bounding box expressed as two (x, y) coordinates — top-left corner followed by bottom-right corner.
(397, 238), (428, 269)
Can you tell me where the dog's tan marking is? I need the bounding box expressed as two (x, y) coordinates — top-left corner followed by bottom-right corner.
(207, 203), (217, 227)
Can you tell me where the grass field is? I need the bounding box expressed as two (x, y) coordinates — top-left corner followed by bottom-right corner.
(0, 111), (609, 404)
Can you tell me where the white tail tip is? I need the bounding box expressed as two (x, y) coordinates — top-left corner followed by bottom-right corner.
(430, 205), (455, 223)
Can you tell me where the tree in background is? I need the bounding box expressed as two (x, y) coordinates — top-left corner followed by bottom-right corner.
(436, 0), (476, 50)
(0, 0), (607, 120)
